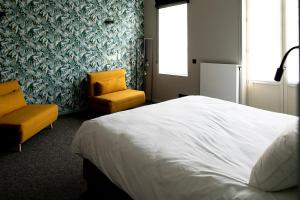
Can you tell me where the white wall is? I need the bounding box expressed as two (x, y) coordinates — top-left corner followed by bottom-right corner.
(144, 0), (242, 102)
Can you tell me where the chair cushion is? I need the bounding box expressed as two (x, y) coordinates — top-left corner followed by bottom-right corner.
(0, 80), (20, 95)
(94, 76), (127, 95)
(87, 69), (126, 96)
(0, 104), (58, 143)
(0, 89), (27, 118)
(90, 89), (145, 113)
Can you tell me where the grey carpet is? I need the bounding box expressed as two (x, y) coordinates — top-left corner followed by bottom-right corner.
(0, 112), (96, 200)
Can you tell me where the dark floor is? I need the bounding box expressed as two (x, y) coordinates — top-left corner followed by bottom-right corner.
(0, 111), (98, 200)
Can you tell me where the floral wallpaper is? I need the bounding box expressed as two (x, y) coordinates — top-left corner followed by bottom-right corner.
(0, 0), (144, 114)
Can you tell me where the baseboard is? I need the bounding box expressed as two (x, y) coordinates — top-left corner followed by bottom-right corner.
(59, 108), (87, 116)
(150, 98), (161, 103)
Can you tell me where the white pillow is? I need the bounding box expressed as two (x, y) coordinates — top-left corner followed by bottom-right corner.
(249, 128), (298, 191)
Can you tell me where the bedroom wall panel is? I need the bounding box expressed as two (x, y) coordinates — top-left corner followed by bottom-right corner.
(248, 82), (283, 113)
(285, 85), (298, 115)
(0, 0), (144, 114)
(248, 82), (298, 115)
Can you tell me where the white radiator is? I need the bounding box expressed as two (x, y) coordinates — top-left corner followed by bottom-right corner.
(200, 63), (240, 103)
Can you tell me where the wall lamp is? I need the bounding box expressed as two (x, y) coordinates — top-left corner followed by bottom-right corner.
(104, 19), (114, 25)
(0, 11), (5, 18)
(274, 45), (300, 82)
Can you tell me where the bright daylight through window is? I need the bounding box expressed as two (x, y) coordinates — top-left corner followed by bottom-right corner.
(285, 0), (299, 84)
(159, 4), (187, 76)
(247, 0), (299, 83)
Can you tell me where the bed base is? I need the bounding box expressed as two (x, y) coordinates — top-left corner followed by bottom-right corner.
(82, 159), (133, 200)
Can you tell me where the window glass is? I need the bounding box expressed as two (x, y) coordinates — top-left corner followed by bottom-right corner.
(247, 0), (281, 81)
(159, 4), (188, 76)
(285, 0), (299, 84)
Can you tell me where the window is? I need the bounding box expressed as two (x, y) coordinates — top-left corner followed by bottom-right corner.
(247, 0), (282, 82)
(285, 0), (299, 84)
(158, 4), (188, 76)
(247, 0), (299, 83)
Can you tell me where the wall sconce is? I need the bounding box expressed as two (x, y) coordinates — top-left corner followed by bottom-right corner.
(0, 12), (5, 19)
(274, 45), (300, 82)
(104, 19), (114, 25)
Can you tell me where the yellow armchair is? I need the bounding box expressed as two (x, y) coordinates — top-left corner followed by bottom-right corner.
(0, 80), (58, 151)
(87, 69), (145, 114)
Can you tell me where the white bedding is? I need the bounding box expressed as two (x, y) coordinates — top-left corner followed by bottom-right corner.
(71, 96), (298, 200)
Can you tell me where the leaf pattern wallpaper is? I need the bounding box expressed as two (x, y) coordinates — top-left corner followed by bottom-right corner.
(0, 0), (144, 114)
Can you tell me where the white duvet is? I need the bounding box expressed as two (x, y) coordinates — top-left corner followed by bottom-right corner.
(71, 96), (298, 200)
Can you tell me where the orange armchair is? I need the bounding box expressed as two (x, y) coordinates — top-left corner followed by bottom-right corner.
(87, 69), (145, 114)
(0, 80), (58, 151)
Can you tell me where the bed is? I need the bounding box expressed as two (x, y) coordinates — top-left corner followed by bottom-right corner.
(71, 96), (298, 200)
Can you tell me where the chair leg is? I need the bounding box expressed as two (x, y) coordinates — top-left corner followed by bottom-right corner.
(19, 144), (22, 152)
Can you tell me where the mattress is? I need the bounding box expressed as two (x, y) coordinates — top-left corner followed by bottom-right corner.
(71, 96), (298, 200)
